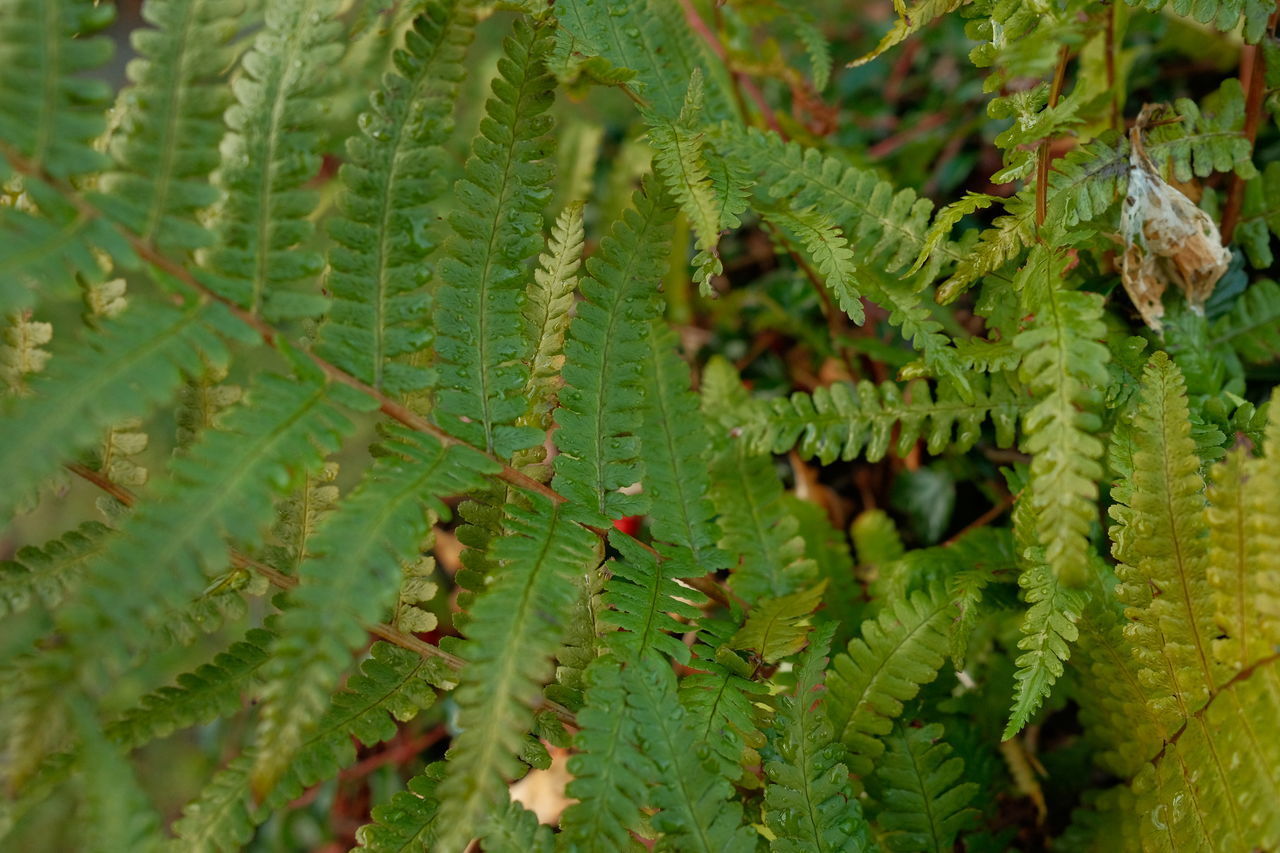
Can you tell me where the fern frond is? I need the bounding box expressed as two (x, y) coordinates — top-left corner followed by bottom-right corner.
(553, 182), (672, 524)
(434, 496), (597, 852)
(433, 17), (555, 458)
(704, 362), (816, 602)
(763, 205), (865, 324)
(354, 763), (444, 852)
(1128, 662), (1280, 852)
(1210, 279), (1280, 366)
(196, 0), (343, 321)
(602, 529), (704, 663)
(730, 582), (826, 663)
(623, 654), (757, 852)
(174, 643), (447, 850)
(867, 720), (978, 852)
(560, 656), (649, 852)
(851, 0), (965, 68)
(1124, 0), (1274, 43)
(0, 302), (220, 519)
(647, 71), (726, 289)
(252, 428), (495, 791)
(790, 13), (833, 91)
(59, 365), (353, 670)
(1108, 352), (1220, 730)
(479, 801), (554, 853)
(0, 522), (110, 619)
(1075, 593), (1170, 777)
(641, 320), (729, 578)
(764, 622), (871, 853)
(679, 616), (770, 778)
(1004, 559), (1084, 739)
(73, 702), (163, 853)
(737, 371), (1023, 465)
(826, 587), (951, 775)
(522, 201), (585, 427)
(93, 0), (243, 251)
(555, 0), (729, 119)
(106, 627), (272, 751)
(315, 0), (475, 395)
(1014, 245), (1109, 587)
(0, 0), (113, 179)
(717, 127), (967, 383)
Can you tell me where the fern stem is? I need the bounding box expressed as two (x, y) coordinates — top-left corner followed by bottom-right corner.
(1219, 2), (1280, 244)
(1035, 45), (1072, 230)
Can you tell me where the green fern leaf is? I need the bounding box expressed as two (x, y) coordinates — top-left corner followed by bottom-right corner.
(763, 205), (865, 324)
(434, 497), (597, 852)
(433, 17), (556, 458)
(647, 70), (727, 289)
(553, 182), (672, 524)
(58, 364), (352, 671)
(107, 627), (273, 752)
(93, 0), (243, 251)
(479, 801), (554, 853)
(867, 720), (978, 852)
(196, 0), (344, 321)
(641, 320), (729, 577)
(679, 616), (770, 778)
(1014, 245), (1109, 587)
(1004, 559), (1084, 739)
(1108, 352), (1221, 731)
(602, 529), (702, 664)
(729, 582), (827, 663)
(623, 654), (757, 852)
(738, 371), (1023, 465)
(852, 0), (964, 67)
(703, 355), (816, 601)
(0, 522), (111, 619)
(315, 0), (475, 395)
(826, 587), (951, 775)
(764, 622), (872, 853)
(1210, 279), (1280, 366)
(174, 643), (446, 851)
(253, 429), (496, 791)
(717, 127), (968, 383)
(354, 763), (444, 852)
(0, 302), (221, 520)
(560, 656), (650, 852)
(0, 0), (114, 179)
(522, 201), (586, 426)
(555, 0), (730, 120)
(1124, 0), (1274, 43)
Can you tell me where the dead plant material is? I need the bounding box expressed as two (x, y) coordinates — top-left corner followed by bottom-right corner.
(1118, 104), (1231, 331)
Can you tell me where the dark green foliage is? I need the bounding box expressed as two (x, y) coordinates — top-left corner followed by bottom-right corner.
(317, 0), (475, 395)
(94, 0), (243, 252)
(553, 182), (672, 524)
(433, 17), (556, 458)
(622, 654), (757, 852)
(867, 721), (978, 852)
(434, 497), (596, 851)
(196, 0), (344, 321)
(764, 623), (871, 852)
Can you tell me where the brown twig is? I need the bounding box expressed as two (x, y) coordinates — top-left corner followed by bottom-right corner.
(1035, 45), (1073, 230)
(1220, 6), (1280, 244)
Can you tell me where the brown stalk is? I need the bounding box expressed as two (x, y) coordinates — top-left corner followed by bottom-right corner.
(1035, 45), (1073, 230)
(1220, 5), (1280, 245)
